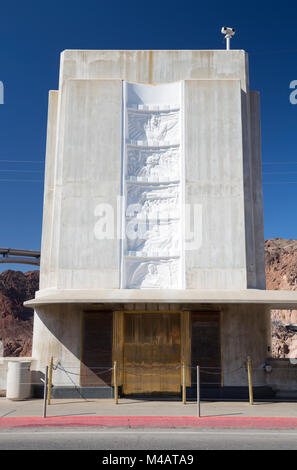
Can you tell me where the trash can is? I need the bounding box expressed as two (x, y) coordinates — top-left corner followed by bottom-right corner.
(6, 361), (31, 400)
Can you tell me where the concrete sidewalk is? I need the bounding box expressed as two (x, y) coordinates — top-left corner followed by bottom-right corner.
(1, 398), (297, 429)
(1, 397), (297, 418)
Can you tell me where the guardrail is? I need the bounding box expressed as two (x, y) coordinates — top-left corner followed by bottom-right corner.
(0, 248), (40, 266)
(2, 357), (297, 418)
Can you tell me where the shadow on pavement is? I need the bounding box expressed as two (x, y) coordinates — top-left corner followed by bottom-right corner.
(49, 412), (97, 417)
(0, 410), (16, 418)
(50, 400), (95, 406)
(202, 413), (244, 417)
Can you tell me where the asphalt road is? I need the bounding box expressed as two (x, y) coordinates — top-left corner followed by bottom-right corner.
(0, 427), (297, 450)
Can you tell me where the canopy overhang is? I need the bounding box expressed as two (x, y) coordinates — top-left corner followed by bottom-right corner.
(24, 288), (297, 309)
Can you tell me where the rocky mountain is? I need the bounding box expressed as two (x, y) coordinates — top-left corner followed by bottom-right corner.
(265, 238), (297, 358)
(0, 270), (39, 356)
(0, 238), (297, 358)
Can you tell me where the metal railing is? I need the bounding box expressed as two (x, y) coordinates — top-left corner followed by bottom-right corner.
(3, 356), (296, 418)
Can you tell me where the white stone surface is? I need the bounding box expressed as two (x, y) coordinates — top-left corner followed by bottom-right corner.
(221, 304), (270, 386)
(31, 305), (81, 385)
(184, 79), (247, 289)
(43, 79), (122, 290)
(122, 82), (183, 289)
(38, 50), (267, 292)
(58, 50), (249, 90)
(126, 147), (180, 181)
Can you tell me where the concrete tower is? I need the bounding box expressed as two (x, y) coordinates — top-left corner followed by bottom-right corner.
(26, 50), (297, 398)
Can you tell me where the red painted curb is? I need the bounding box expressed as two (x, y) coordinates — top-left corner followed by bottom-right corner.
(1, 416), (297, 429)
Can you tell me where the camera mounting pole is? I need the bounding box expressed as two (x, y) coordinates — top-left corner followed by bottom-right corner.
(221, 27), (236, 50)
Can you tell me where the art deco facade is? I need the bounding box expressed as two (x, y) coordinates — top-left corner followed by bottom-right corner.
(26, 50), (297, 398)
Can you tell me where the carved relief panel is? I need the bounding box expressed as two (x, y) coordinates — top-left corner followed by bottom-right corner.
(122, 82), (183, 289)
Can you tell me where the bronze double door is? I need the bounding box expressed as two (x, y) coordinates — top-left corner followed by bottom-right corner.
(120, 311), (221, 395)
(123, 313), (181, 395)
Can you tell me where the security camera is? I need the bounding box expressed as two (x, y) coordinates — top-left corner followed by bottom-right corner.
(221, 26), (236, 50)
(221, 26), (236, 37)
(262, 362), (272, 373)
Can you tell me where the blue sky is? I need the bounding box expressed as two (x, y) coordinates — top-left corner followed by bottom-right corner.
(0, 0), (297, 272)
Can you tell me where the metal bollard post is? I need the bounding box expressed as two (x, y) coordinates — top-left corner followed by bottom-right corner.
(47, 356), (53, 405)
(114, 361), (118, 404)
(247, 356), (254, 405)
(42, 366), (48, 418)
(182, 362), (186, 405)
(197, 365), (201, 418)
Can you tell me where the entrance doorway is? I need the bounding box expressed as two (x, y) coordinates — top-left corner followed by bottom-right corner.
(80, 311), (113, 387)
(191, 312), (221, 388)
(122, 313), (182, 395)
(112, 310), (221, 396)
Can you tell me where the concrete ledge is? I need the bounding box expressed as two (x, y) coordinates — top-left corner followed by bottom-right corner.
(32, 385), (114, 399)
(25, 288), (297, 309)
(186, 386), (275, 400)
(31, 385), (275, 400)
(52, 386), (114, 399)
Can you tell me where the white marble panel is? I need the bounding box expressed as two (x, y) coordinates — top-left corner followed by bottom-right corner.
(122, 82), (183, 289)
(126, 146), (180, 182)
(127, 110), (180, 146)
(126, 183), (180, 220)
(125, 219), (180, 256)
(125, 258), (181, 289)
